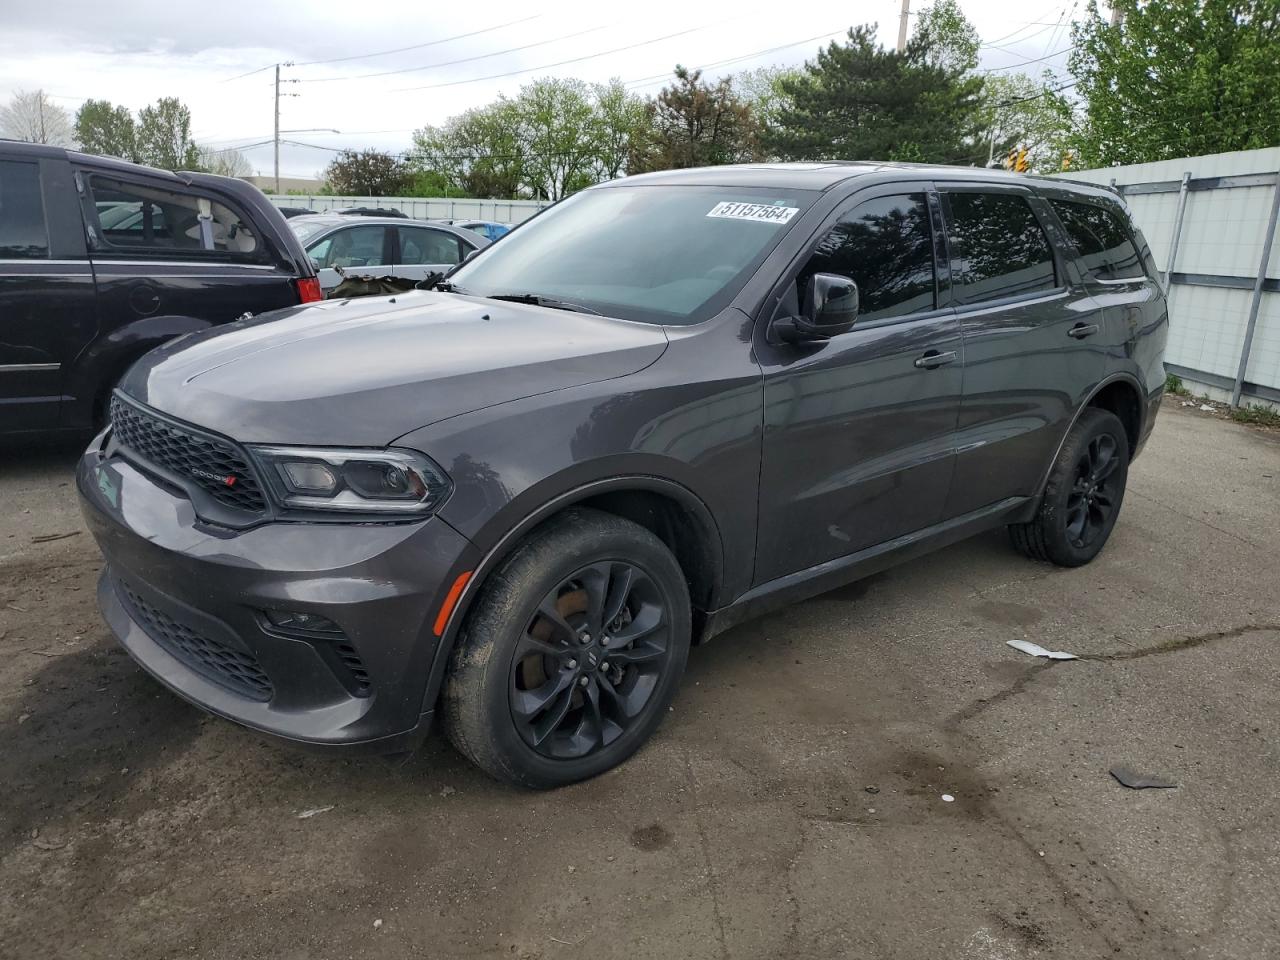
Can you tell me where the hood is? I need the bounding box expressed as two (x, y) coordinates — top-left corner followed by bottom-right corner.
(121, 291), (669, 445)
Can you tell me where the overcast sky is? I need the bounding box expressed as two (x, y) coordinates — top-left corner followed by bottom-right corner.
(0, 0), (1086, 180)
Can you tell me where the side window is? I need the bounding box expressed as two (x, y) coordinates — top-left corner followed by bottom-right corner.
(397, 226), (463, 265)
(944, 192), (1056, 304)
(1048, 198), (1145, 281)
(0, 160), (49, 259)
(309, 225), (387, 269)
(86, 176), (259, 257)
(798, 193), (935, 322)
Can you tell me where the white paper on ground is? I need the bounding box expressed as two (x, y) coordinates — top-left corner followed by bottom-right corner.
(1006, 639), (1078, 660)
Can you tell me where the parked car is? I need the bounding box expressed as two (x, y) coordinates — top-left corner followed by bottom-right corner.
(275, 206), (316, 219)
(79, 162), (1167, 788)
(0, 141), (320, 437)
(331, 206), (408, 218)
(288, 214), (487, 293)
(440, 219), (511, 242)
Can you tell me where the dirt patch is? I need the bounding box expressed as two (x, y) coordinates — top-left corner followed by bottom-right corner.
(629, 823), (673, 851)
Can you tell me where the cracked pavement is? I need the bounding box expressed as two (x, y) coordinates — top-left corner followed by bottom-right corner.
(2, 405), (1279, 959)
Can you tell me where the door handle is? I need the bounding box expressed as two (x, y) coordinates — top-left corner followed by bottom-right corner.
(913, 350), (957, 370)
(1068, 322), (1100, 339)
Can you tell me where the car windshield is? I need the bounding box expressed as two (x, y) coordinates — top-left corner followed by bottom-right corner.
(447, 185), (817, 325)
(288, 218), (334, 243)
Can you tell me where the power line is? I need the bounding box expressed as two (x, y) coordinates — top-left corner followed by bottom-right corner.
(624, 28), (850, 89)
(299, 24), (612, 83)
(980, 44), (1073, 73)
(391, 25), (708, 93)
(220, 63), (277, 84)
(292, 15), (540, 66)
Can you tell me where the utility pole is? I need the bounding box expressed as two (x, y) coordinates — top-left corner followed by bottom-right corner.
(273, 63), (280, 194)
(897, 0), (911, 53)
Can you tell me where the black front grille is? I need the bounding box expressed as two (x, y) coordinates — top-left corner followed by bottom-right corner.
(119, 582), (274, 702)
(109, 394), (268, 514)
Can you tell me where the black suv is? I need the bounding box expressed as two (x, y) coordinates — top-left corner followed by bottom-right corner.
(0, 141), (319, 437)
(78, 162), (1167, 788)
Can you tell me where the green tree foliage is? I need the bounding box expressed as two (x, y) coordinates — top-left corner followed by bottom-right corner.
(412, 100), (527, 198)
(763, 26), (985, 164)
(976, 73), (1076, 172)
(635, 66), (759, 171)
(591, 78), (652, 181)
(515, 78), (600, 200)
(136, 97), (199, 170)
(914, 0), (981, 73)
(1069, 0), (1280, 166)
(74, 99), (137, 160)
(323, 149), (412, 195)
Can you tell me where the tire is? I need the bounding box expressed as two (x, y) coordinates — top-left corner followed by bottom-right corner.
(443, 507), (692, 789)
(1009, 407), (1130, 567)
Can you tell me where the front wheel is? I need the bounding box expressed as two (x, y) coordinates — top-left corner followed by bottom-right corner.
(1009, 407), (1130, 567)
(442, 508), (691, 788)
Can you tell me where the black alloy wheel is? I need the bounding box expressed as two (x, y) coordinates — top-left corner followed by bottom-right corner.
(1064, 432), (1120, 549)
(510, 561), (672, 760)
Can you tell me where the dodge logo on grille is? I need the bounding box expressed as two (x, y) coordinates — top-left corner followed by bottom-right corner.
(190, 467), (238, 487)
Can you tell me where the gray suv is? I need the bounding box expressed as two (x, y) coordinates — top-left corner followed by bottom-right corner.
(78, 162), (1167, 788)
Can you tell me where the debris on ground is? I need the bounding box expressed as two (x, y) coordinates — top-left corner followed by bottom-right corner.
(1199, 404), (1216, 412)
(1006, 639), (1078, 660)
(296, 805), (335, 819)
(864, 785), (880, 794)
(32, 836), (68, 851)
(439, 785), (456, 797)
(1110, 766), (1178, 790)
(373, 919), (383, 930)
(31, 531), (81, 544)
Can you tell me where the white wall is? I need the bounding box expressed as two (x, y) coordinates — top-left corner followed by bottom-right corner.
(265, 195), (549, 224)
(1059, 148), (1280, 405)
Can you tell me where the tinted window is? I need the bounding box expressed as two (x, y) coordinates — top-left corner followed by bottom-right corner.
(398, 226), (463, 265)
(1049, 198), (1144, 280)
(799, 194), (935, 322)
(448, 185), (817, 325)
(944, 192), (1056, 304)
(308, 225), (386, 269)
(88, 177), (258, 256)
(0, 160), (49, 259)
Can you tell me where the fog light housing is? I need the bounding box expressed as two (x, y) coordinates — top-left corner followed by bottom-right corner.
(264, 609), (342, 635)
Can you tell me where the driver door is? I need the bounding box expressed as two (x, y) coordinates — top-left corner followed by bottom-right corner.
(753, 184), (964, 584)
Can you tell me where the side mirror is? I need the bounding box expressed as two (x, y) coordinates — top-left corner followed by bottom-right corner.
(774, 273), (860, 343)
(309, 256), (322, 272)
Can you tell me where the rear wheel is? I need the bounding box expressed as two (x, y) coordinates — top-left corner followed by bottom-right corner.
(1009, 407), (1130, 567)
(443, 508), (691, 788)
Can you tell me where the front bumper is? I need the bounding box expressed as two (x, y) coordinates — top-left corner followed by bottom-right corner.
(78, 441), (480, 754)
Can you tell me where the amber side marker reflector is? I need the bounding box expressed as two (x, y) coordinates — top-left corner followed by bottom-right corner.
(433, 571), (472, 636)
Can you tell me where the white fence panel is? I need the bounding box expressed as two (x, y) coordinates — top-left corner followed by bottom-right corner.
(1061, 146), (1280, 406)
(264, 195), (549, 224)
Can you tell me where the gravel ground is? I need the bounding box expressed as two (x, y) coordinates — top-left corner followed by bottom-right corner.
(1, 404), (1278, 960)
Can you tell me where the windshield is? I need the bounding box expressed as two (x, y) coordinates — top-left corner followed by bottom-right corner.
(447, 185), (817, 325)
(288, 218), (334, 243)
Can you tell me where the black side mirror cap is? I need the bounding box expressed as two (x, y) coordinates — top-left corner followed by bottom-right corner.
(774, 273), (859, 343)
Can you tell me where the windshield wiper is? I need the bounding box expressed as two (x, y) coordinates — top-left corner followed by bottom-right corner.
(484, 293), (601, 316)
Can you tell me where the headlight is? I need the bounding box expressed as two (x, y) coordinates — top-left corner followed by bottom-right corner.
(249, 446), (451, 516)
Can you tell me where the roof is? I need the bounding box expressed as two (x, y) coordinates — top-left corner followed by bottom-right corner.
(606, 160), (1114, 197)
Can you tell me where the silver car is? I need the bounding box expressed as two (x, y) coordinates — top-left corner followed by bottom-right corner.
(288, 215), (488, 292)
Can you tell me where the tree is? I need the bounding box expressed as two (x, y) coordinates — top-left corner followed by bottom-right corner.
(0, 89), (74, 146)
(975, 73), (1075, 172)
(731, 66), (801, 152)
(1069, 0), (1280, 166)
(196, 144), (252, 178)
(590, 79), (652, 181)
(914, 0), (981, 73)
(75, 99), (138, 160)
(638, 66), (759, 171)
(136, 98), (199, 170)
(323, 148), (412, 195)
(514, 78), (599, 200)
(764, 26), (985, 164)
(412, 101), (527, 198)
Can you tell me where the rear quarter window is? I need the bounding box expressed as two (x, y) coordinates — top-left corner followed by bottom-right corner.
(0, 159), (49, 259)
(1048, 198), (1146, 281)
(86, 175), (262, 260)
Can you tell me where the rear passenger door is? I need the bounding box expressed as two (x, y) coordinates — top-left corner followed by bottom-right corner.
(939, 185), (1106, 518)
(0, 155), (95, 431)
(392, 225), (470, 284)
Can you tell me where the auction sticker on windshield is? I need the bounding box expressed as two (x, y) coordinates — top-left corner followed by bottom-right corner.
(706, 201), (800, 225)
